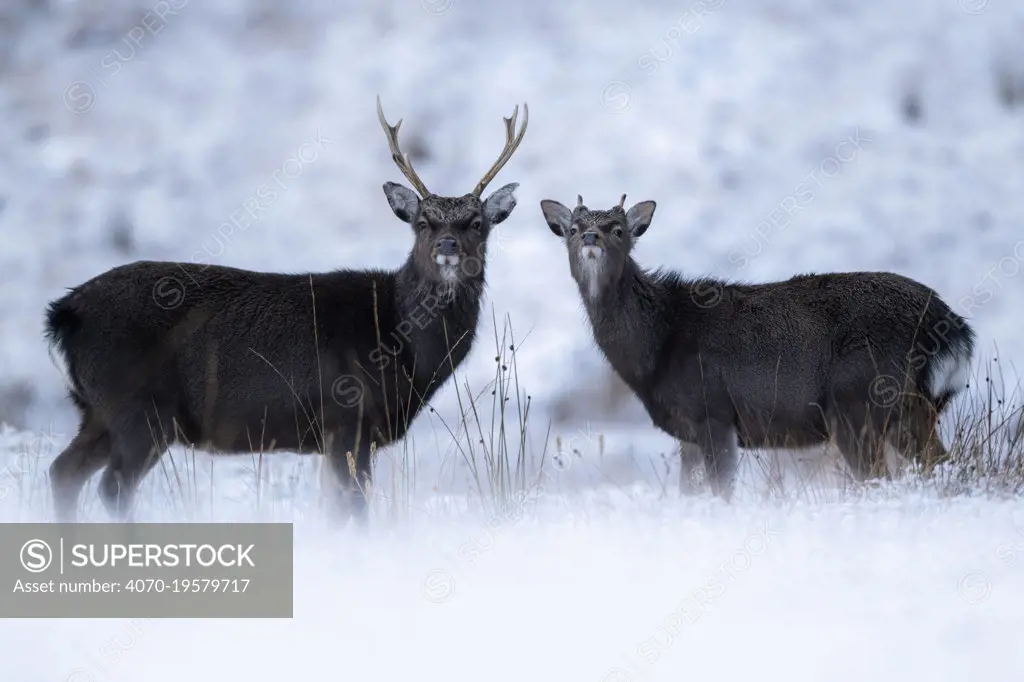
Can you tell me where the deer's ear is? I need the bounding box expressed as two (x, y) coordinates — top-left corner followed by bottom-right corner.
(626, 200), (656, 238)
(483, 182), (518, 225)
(383, 182), (420, 223)
(540, 199), (572, 237)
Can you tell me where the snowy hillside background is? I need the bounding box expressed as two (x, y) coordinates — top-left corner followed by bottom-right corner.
(1, 1), (1024, 678)
(3, 0), (1023, 439)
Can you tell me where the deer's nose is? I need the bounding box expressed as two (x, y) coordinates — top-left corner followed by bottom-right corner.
(435, 237), (458, 256)
(582, 232), (600, 246)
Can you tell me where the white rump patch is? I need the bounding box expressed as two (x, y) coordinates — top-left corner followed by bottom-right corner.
(928, 339), (972, 398)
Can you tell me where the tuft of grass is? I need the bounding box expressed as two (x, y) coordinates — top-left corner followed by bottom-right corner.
(427, 310), (550, 518)
(933, 353), (1024, 496)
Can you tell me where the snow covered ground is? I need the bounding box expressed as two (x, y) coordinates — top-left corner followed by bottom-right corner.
(2, 0), (1024, 678)
(2, 448), (1023, 681)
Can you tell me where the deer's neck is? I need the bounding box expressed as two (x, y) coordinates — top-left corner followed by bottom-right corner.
(395, 260), (485, 390)
(582, 259), (668, 391)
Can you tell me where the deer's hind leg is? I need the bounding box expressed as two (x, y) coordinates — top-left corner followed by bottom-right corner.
(50, 414), (112, 522)
(885, 394), (950, 474)
(694, 419), (740, 502)
(98, 405), (173, 520)
(827, 401), (890, 483)
(678, 441), (704, 495)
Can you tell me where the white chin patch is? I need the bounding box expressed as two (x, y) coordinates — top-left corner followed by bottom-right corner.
(440, 265), (460, 282)
(578, 253), (604, 301)
(436, 254), (461, 281)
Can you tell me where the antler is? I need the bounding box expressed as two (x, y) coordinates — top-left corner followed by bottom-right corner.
(471, 102), (529, 197)
(376, 95), (431, 198)
(618, 193), (627, 208)
(577, 195), (584, 208)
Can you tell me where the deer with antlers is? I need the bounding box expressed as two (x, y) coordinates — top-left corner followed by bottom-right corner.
(44, 96), (528, 523)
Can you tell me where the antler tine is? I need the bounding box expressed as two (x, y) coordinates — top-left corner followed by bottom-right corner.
(577, 195), (584, 208)
(376, 95), (431, 198)
(504, 104), (519, 140)
(471, 101), (529, 197)
(618, 193), (627, 208)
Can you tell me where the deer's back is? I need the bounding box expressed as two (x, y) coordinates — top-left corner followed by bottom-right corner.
(647, 270), (967, 445)
(671, 270), (960, 364)
(47, 260), (404, 451)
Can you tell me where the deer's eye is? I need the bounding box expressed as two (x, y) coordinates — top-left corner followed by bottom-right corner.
(612, 226), (624, 238)
(569, 225), (579, 236)
(417, 218), (430, 231)
(469, 217), (482, 231)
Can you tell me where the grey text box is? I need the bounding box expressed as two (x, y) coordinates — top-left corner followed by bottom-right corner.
(0, 523), (293, 618)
